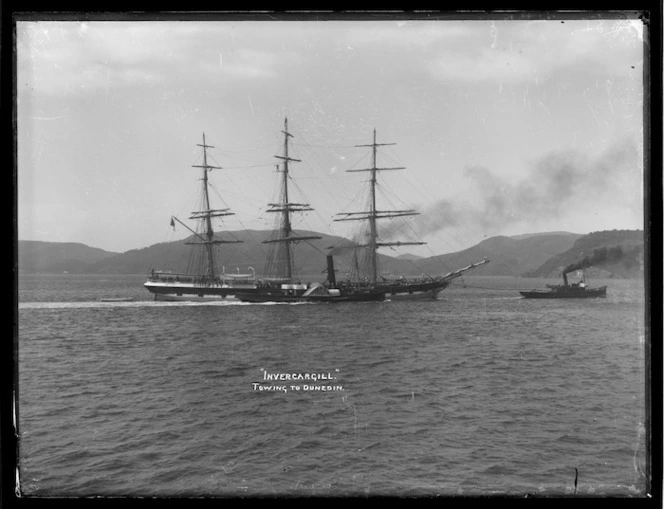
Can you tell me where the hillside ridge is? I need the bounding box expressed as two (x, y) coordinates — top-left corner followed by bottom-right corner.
(17, 229), (644, 278)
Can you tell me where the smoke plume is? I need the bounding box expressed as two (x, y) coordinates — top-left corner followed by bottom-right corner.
(379, 138), (642, 242)
(563, 245), (626, 274)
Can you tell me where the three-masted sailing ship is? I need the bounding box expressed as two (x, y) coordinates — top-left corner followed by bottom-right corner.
(234, 119), (385, 303)
(145, 123), (487, 303)
(144, 134), (258, 301)
(332, 130), (489, 300)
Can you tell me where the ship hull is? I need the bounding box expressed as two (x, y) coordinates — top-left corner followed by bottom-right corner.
(151, 293), (230, 302)
(310, 291), (386, 303)
(520, 286), (607, 299)
(384, 289), (443, 301)
(235, 288), (385, 303)
(144, 281), (258, 301)
(339, 280), (449, 301)
(234, 291), (306, 303)
(381, 281), (449, 301)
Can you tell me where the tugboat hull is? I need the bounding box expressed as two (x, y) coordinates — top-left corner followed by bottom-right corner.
(520, 286), (607, 299)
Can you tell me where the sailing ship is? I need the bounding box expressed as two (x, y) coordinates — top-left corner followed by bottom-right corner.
(520, 270), (607, 299)
(234, 119), (386, 304)
(144, 134), (258, 301)
(332, 130), (489, 300)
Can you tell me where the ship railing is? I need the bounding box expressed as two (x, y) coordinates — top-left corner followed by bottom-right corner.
(147, 271), (195, 283)
(220, 267), (256, 285)
(147, 270), (257, 287)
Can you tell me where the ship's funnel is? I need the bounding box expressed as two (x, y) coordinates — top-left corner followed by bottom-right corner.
(326, 255), (337, 287)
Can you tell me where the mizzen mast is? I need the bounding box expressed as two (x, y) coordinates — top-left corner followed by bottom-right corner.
(334, 129), (425, 284)
(262, 118), (321, 281)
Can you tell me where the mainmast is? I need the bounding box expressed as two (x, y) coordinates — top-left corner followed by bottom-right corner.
(183, 132), (242, 280)
(334, 129), (424, 284)
(262, 118), (321, 281)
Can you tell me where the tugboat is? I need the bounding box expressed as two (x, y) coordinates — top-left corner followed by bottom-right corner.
(520, 270), (607, 299)
(234, 118), (385, 304)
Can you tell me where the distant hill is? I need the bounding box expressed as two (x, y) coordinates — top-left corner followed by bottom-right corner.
(395, 253), (425, 261)
(409, 232), (583, 277)
(17, 230), (642, 279)
(17, 230), (393, 278)
(523, 229), (644, 279)
(17, 241), (119, 273)
(509, 231), (579, 240)
(86, 230), (355, 277)
(112, 230), (445, 278)
(14, 231), (582, 277)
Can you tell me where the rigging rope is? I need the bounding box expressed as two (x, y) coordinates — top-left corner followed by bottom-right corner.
(288, 138), (348, 215)
(379, 145), (484, 254)
(291, 142), (364, 149)
(222, 163), (275, 169)
(446, 280), (535, 291)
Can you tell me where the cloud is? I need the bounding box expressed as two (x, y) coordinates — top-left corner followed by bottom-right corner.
(344, 20), (474, 48)
(18, 18), (644, 98)
(17, 21), (289, 96)
(426, 19), (644, 84)
(428, 46), (537, 83)
(18, 22), (174, 94)
(212, 48), (284, 79)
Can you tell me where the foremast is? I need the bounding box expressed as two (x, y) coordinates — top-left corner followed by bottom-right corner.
(173, 133), (242, 282)
(262, 118), (321, 282)
(334, 129), (425, 284)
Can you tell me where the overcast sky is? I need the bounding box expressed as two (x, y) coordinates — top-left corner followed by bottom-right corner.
(16, 15), (645, 256)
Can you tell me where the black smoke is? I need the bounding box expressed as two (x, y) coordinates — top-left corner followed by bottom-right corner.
(378, 138), (641, 242)
(563, 245), (627, 274)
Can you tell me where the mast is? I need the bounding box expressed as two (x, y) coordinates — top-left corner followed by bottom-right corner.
(334, 129), (424, 284)
(262, 118), (321, 281)
(367, 130), (379, 284)
(186, 132), (242, 280)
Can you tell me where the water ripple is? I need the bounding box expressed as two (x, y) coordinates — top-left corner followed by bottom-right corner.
(17, 275), (647, 497)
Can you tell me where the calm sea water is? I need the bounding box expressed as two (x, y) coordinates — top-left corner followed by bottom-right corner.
(16, 274), (648, 498)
